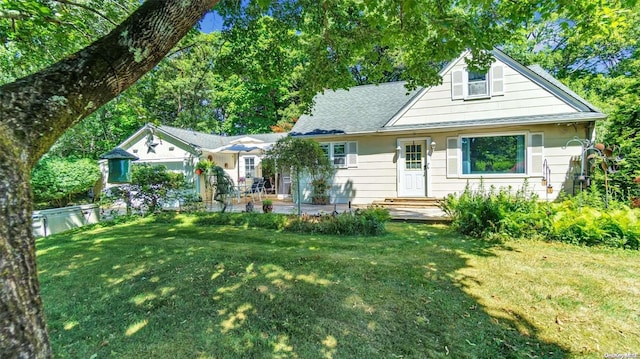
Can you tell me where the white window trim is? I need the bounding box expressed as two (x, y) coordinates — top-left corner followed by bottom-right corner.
(453, 131), (530, 178)
(320, 141), (357, 169)
(465, 70), (490, 99)
(464, 68), (491, 100)
(451, 64), (505, 101)
(244, 156), (257, 179)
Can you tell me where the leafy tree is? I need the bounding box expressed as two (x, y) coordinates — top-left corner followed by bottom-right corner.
(265, 136), (334, 212)
(502, 0), (640, 203)
(30, 156), (101, 208)
(0, 0), (597, 356)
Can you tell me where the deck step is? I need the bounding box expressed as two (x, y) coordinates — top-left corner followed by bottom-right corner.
(372, 198), (442, 208)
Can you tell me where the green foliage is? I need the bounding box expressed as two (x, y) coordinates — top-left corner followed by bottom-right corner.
(102, 164), (188, 215)
(443, 181), (640, 250)
(195, 159), (214, 172)
(285, 206), (391, 236)
(194, 206), (391, 236)
(549, 201), (640, 249)
(502, 0), (640, 206)
(0, 0), (139, 85)
(266, 136), (335, 205)
(195, 212), (287, 230)
(440, 181), (549, 239)
(30, 156), (101, 208)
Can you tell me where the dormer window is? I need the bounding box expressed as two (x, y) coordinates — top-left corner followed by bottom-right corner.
(451, 65), (504, 100)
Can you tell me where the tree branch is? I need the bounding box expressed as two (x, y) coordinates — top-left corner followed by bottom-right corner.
(53, 0), (118, 26)
(0, 0), (220, 168)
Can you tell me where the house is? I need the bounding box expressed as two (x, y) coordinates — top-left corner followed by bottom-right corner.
(100, 123), (287, 205)
(290, 49), (606, 205)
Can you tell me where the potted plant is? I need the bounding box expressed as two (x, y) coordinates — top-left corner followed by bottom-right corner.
(262, 199), (273, 213)
(311, 178), (330, 205)
(195, 159), (214, 175)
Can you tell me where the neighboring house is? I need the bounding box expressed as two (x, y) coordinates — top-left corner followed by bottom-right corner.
(100, 123), (286, 205)
(291, 48), (606, 205)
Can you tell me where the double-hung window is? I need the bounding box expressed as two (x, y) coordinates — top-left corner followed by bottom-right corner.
(244, 157), (256, 178)
(451, 64), (504, 100)
(320, 142), (357, 169)
(467, 71), (488, 97)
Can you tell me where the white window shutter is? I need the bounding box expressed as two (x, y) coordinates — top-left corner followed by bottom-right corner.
(529, 133), (544, 176)
(346, 142), (358, 168)
(451, 70), (464, 100)
(446, 137), (459, 177)
(491, 65), (504, 96)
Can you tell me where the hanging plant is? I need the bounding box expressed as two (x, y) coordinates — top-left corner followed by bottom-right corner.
(195, 159), (214, 175)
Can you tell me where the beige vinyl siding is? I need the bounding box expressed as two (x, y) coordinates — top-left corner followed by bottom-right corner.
(391, 58), (577, 126)
(317, 135), (399, 204)
(430, 123), (588, 200)
(309, 122), (591, 204)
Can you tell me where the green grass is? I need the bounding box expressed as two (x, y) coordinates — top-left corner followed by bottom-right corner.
(37, 215), (640, 358)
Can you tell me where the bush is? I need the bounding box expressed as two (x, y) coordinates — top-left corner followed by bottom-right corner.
(549, 203), (639, 249)
(31, 156), (101, 208)
(441, 180), (640, 250)
(195, 212), (288, 230)
(101, 164), (189, 215)
(440, 180), (549, 238)
(285, 206), (391, 236)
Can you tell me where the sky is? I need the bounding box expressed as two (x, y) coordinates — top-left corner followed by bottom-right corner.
(198, 11), (224, 33)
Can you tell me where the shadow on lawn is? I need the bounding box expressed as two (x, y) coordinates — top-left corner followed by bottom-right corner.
(36, 219), (569, 358)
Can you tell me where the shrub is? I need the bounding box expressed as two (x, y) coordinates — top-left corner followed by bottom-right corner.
(31, 156), (101, 208)
(195, 212), (287, 230)
(101, 164), (189, 215)
(440, 180), (549, 238)
(285, 206), (391, 236)
(548, 204), (639, 249)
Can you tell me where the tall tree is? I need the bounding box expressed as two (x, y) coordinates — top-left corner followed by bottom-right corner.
(501, 0), (640, 200)
(0, 0), (601, 356)
(0, 1), (220, 357)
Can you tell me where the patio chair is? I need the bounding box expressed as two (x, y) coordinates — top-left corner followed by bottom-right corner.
(245, 177), (266, 201)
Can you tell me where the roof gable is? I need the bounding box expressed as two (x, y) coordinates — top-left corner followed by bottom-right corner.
(119, 123), (287, 153)
(293, 49), (604, 136)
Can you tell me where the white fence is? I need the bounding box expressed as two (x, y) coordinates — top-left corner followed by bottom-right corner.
(32, 204), (100, 237)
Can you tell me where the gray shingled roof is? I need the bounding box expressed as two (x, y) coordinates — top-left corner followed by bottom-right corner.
(157, 124), (287, 149)
(291, 50), (604, 137)
(291, 82), (422, 136)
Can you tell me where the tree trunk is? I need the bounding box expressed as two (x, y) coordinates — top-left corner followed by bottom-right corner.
(0, 1), (218, 357)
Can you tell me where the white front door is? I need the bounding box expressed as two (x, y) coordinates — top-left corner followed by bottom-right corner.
(398, 138), (428, 197)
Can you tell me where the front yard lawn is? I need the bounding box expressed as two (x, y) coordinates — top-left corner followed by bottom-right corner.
(37, 215), (639, 358)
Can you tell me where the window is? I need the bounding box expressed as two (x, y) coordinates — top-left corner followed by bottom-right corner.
(320, 142), (357, 168)
(461, 134), (525, 175)
(333, 143), (346, 167)
(467, 71), (488, 97)
(244, 157), (256, 178)
(405, 144), (422, 169)
(451, 65), (504, 100)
